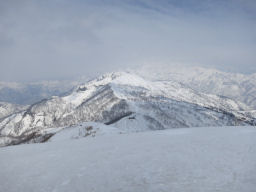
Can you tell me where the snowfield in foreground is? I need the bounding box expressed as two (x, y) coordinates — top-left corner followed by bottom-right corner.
(0, 126), (256, 192)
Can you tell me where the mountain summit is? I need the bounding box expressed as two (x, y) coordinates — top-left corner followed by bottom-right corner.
(0, 71), (255, 146)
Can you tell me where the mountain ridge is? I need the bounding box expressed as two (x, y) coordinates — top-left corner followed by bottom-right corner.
(135, 66), (256, 109)
(0, 71), (255, 146)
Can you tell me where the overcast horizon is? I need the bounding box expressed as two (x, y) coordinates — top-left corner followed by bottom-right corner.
(0, 0), (256, 82)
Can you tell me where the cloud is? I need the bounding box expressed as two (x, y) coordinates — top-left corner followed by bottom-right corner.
(0, 0), (255, 81)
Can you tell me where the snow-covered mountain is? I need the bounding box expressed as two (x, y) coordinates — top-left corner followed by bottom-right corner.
(136, 66), (256, 109)
(0, 102), (27, 119)
(1, 66), (255, 107)
(0, 80), (79, 105)
(0, 71), (255, 146)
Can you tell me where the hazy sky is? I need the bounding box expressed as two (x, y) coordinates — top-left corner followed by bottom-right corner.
(0, 0), (256, 81)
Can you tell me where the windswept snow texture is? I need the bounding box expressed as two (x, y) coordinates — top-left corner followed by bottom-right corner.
(0, 126), (255, 192)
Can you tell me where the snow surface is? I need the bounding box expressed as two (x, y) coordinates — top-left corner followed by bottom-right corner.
(0, 126), (255, 192)
(50, 122), (124, 142)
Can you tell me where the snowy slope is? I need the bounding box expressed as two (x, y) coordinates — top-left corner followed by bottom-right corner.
(0, 71), (255, 146)
(136, 66), (256, 109)
(0, 102), (27, 119)
(0, 126), (255, 192)
(49, 122), (124, 142)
